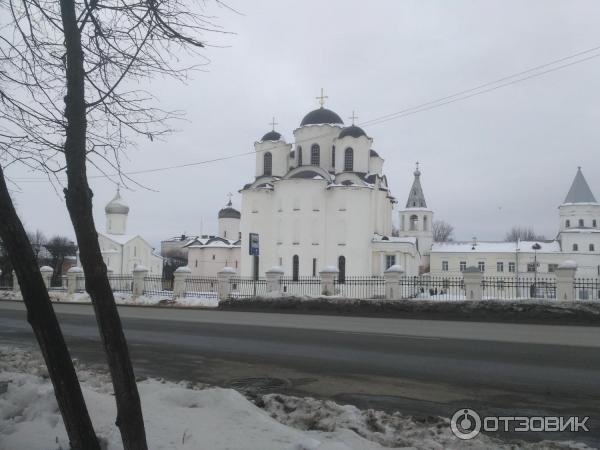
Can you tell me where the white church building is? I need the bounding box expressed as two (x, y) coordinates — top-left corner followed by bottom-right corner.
(239, 99), (429, 279)
(429, 167), (600, 277)
(87, 189), (163, 275)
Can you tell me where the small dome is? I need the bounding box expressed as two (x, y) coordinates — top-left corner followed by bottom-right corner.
(300, 107), (344, 127)
(218, 200), (241, 219)
(105, 190), (129, 215)
(339, 125), (367, 139)
(261, 130), (282, 141)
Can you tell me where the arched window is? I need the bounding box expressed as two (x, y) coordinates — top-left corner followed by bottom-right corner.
(297, 146), (303, 166)
(338, 256), (346, 283)
(423, 215), (428, 231)
(409, 214), (418, 231)
(263, 152), (272, 176)
(310, 144), (320, 166)
(344, 148), (353, 171)
(594, 219), (598, 228)
(566, 220), (570, 228)
(573, 243), (579, 251)
(579, 219), (584, 227)
(292, 255), (299, 281)
(331, 146), (336, 169)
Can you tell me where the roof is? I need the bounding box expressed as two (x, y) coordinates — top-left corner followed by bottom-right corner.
(339, 125), (367, 139)
(564, 167), (597, 204)
(432, 240), (562, 254)
(105, 189), (129, 215)
(405, 168), (427, 208)
(261, 130), (282, 142)
(218, 200), (241, 219)
(369, 149), (379, 157)
(300, 107), (344, 127)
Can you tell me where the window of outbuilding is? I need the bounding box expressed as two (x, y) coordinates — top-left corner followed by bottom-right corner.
(590, 244), (595, 252)
(311, 144), (320, 165)
(460, 261), (467, 272)
(579, 219), (584, 227)
(573, 243), (579, 251)
(344, 148), (353, 171)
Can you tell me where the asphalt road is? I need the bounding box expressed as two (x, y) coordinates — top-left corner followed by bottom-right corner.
(1, 300), (600, 446)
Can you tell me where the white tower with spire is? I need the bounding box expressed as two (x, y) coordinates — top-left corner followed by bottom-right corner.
(558, 167), (600, 253)
(398, 163), (434, 270)
(105, 187), (129, 235)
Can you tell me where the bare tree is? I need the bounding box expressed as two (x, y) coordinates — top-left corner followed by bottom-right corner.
(45, 235), (78, 285)
(432, 220), (454, 242)
(504, 226), (546, 242)
(27, 229), (47, 261)
(0, 0), (226, 447)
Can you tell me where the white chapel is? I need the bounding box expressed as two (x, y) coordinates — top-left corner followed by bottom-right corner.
(239, 97), (428, 278)
(89, 189), (163, 275)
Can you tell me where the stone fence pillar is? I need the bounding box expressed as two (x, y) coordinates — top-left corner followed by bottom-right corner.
(217, 267), (237, 301)
(132, 265), (148, 298)
(462, 267), (483, 301)
(67, 266), (84, 295)
(556, 260), (577, 302)
(40, 266), (53, 289)
(320, 266), (339, 296)
(265, 266), (284, 295)
(173, 266), (191, 298)
(384, 265), (404, 300)
(12, 270), (20, 294)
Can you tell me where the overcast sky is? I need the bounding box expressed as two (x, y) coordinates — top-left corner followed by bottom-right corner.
(6, 0), (600, 246)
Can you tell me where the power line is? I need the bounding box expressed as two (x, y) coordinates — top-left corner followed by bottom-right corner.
(9, 44), (600, 183)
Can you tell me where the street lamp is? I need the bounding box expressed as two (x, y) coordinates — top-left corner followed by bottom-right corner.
(532, 243), (541, 297)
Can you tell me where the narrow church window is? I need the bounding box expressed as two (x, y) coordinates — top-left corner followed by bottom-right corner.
(579, 219), (584, 227)
(310, 144), (320, 165)
(224, 230), (227, 238)
(573, 243), (579, 251)
(297, 146), (303, 166)
(423, 216), (428, 231)
(590, 244), (595, 252)
(212, 254), (215, 260)
(594, 219), (598, 228)
(134, 247), (136, 257)
(409, 215), (418, 231)
(293, 255), (299, 281)
(264, 152), (272, 176)
(338, 255), (346, 283)
(331, 146), (335, 168)
(344, 148), (353, 171)
(312, 258), (317, 277)
(566, 220), (570, 228)
(195, 260), (198, 267)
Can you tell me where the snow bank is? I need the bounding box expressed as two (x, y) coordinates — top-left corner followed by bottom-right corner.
(0, 346), (593, 450)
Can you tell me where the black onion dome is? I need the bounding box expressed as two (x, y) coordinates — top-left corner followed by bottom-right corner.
(218, 204), (241, 219)
(261, 130), (282, 141)
(300, 107), (344, 126)
(339, 124), (367, 139)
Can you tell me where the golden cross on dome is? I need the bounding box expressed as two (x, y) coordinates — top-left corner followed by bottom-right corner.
(227, 192), (233, 206)
(269, 117), (278, 131)
(349, 110), (358, 125)
(316, 88), (328, 107)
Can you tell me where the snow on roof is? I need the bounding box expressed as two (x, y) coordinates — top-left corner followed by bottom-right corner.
(372, 234), (417, 244)
(100, 233), (136, 245)
(432, 240), (562, 253)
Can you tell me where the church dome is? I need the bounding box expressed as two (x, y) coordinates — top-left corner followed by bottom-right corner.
(261, 130), (282, 141)
(218, 201), (241, 219)
(339, 125), (367, 139)
(105, 190), (129, 215)
(300, 107), (344, 127)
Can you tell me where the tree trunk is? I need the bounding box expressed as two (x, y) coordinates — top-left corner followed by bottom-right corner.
(0, 167), (100, 450)
(58, 0), (148, 448)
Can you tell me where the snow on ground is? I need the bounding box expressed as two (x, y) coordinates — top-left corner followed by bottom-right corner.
(0, 345), (593, 450)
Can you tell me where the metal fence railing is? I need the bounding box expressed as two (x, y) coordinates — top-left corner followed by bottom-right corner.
(399, 276), (465, 300)
(0, 274), (13, 290)
(185, 277), (218, 299)
(108, 275), (133, 293)
(144, 275), (173, 297)
(280, 276), (322, 297)
(229, 277), (268, 299)
(574, 278), (600, 301)
(333, 276), (386, 299)
(482, 277), (556, 300)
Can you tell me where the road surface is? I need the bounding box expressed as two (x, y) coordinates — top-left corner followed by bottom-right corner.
(1, 300), (599, 446)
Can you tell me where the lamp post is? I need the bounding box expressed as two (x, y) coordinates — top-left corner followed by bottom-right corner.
(532, 243), (541, 298)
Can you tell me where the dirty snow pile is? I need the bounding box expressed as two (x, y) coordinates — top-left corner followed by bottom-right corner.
(0, 346), (592, 450)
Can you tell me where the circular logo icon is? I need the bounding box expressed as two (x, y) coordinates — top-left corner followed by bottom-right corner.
(451, 408), (481, 440)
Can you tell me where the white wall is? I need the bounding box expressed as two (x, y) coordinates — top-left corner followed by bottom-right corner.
(188, 246), (241, 277)
(219, 217), (240, 241)
(106, 213), (127, 235)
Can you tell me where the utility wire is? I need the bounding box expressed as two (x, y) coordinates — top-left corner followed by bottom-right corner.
(10, 45), (600, 183)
